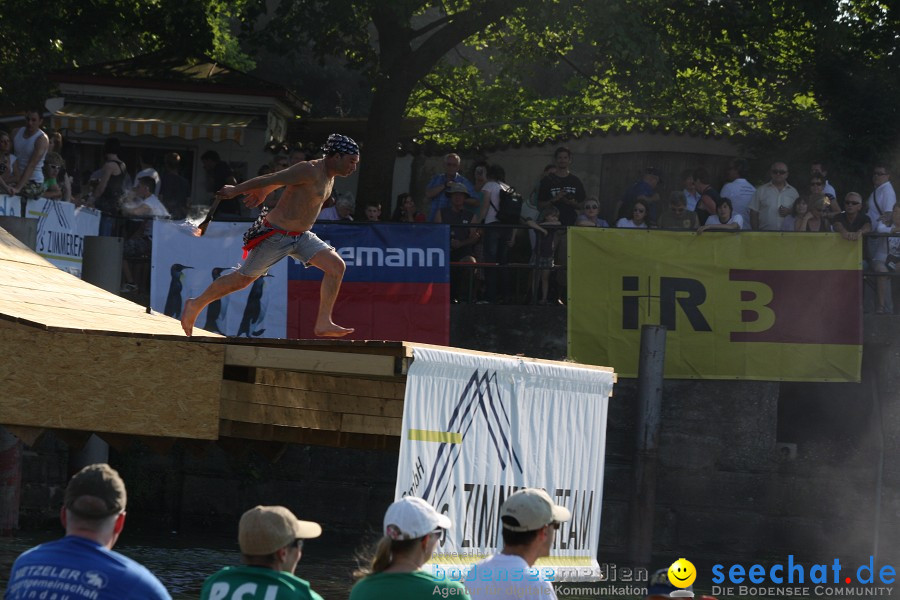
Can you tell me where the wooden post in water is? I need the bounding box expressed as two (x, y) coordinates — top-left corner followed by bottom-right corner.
(0, 427), (23, 534)
(628, 325), (666, 568)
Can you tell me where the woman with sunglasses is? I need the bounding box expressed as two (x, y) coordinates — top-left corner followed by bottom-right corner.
(576, 198), (609, 227)
(698, 197), (744, 233)
(351, 496), (469, 599)
(616, 199), (649, 229)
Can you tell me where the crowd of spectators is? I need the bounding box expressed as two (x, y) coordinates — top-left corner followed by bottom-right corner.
(2, 108), (898, 312)
(384, 149), (899, 311)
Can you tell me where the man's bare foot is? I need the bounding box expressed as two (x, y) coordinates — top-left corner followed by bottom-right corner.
(314, 322), (354, 338)
(181, 298), (201, 336)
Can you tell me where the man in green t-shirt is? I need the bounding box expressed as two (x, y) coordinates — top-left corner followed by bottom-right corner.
(200, 505), (324, 600)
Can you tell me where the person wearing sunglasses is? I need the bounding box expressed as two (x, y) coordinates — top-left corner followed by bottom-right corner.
(749, 161), (799, 231)
(350, 496), (466, 599)
(616, 199), (650, 229)
(575, 198), (609, 228)
(468, 488), (571, 600)
(832, 192), (871, 241)
(200, 505), (323, 600)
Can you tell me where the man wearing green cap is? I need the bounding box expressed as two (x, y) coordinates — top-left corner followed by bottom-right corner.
(4, 463), (170, 600)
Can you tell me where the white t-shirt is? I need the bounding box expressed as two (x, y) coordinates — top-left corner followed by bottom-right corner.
(868, 181), (896, 226)
(482, 180), (510, 224)
(720, 178), (756, 228)
(616, 217), (648, 229)
(704, 213), (744, 228)
(466, 553), (557, 600)
(138, 193), (170, 218)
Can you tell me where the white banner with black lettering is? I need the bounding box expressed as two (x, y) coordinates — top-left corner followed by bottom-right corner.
(396, 347), (615, 582)
(25, 199), (100, 278)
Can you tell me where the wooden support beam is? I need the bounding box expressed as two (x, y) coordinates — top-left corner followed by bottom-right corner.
(250, 370), (406, 399)
(219, 419), (400, 451)
(221, 380), (404, 419)
(224, 344), (398, 377)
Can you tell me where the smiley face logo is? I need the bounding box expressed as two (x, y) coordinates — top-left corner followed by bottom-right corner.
(668, 558), (697, 588)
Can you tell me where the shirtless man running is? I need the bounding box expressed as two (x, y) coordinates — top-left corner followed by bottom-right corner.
(181, 134), (358, 337)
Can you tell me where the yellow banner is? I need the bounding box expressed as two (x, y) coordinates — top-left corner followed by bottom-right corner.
(568, 229), (862, 381)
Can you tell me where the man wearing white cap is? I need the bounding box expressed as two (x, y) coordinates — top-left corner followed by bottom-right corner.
(468, 487), (571, 600)
(350, 496), (470, 599)
(200, 505), (323, 600)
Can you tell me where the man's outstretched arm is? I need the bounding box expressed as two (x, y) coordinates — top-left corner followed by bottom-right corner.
(217, 162), (317, 207)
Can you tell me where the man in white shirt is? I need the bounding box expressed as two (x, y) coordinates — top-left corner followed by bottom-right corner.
(748, 161), (798, 231)
(720, 158), (756, 229)
(467, 488), (571, 600)
(867, 163), (896, 228)
(122, 176), (170, 218)
(867, 163), (896, 313)
(120, 176), (170, 292)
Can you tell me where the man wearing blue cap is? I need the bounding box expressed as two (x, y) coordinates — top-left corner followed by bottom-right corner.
(182, 134), (359, 338)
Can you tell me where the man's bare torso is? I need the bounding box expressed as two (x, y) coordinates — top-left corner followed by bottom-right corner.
(266, 159), (334, 232)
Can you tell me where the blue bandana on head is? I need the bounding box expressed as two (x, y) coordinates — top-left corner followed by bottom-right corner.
(322, 134), (359, 156)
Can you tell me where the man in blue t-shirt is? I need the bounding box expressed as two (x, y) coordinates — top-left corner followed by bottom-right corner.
(4, 463), (170, 600)
(426, 152), (475, 221)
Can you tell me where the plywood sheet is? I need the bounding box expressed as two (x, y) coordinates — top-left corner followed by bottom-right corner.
(0, 228), (218, 337)
(0, 320), (224, 439)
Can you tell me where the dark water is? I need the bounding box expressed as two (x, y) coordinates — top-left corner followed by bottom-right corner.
(0, 530), (360, 599)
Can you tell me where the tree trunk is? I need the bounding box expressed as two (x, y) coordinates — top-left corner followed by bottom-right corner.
(357, 79), (413, 212)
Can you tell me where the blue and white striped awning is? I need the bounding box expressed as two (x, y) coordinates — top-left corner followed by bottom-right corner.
(52, 104), (253, 145)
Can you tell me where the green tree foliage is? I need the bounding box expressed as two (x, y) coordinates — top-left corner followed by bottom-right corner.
(0, 0), (252, 110)
(405, 0), (900, 190)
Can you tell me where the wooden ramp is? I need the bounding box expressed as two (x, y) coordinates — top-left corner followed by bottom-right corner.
(0, 226), (613, 452)
(0, 226), (225, 442)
